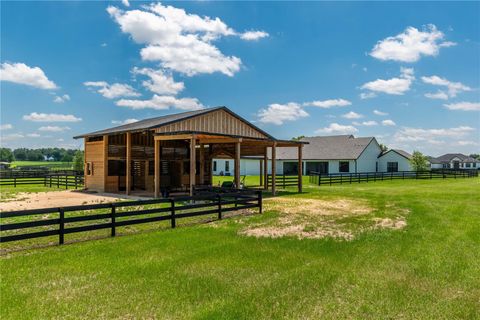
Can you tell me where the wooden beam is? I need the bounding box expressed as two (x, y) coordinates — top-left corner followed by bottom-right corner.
(272, 142), (277, 196)
(84, 138), (87, 189)
(234, 142), (241, 188)
(199, 144), (205, 185)
(154, 139), (160, 198)
(263, 147), (268, 190)
(197, 138), (243, 144)
(298, 144), (303, 193)
(154, 134), (193, 141)
(103, 135), (108, 191)
(259, 159), (263, 186)
(189, 136), (196, 196)
(126, 132), (131, 195)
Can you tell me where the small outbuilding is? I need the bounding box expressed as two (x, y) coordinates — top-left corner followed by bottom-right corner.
(74, 107), (304, 197)
(377, 149), (412, 172)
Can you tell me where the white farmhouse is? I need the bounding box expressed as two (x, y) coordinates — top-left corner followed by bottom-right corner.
(428, 154), (479, 170)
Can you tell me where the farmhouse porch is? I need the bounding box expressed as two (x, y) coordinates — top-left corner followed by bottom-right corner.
(74, 107), (304, 197)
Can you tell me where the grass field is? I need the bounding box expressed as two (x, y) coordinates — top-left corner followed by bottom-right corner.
(9, 161), (73, 169)
(1, 178), (479, 319)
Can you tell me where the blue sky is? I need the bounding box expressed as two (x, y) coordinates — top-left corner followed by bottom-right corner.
(1, 1), (479, 156)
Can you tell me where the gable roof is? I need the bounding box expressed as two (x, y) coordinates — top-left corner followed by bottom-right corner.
(273, 135), (378, 160)
(432, 153), (479, 163)
(378, 149), (412, 160)
(74, 106), (275, 140)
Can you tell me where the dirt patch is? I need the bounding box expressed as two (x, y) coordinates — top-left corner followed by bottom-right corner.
(240, 197), (408, 241)
(0, 190), (141, 211)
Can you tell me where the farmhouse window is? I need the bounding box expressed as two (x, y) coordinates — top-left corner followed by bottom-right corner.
(473, 163), (477, 168)
(466, 163), (471, 168)
(225, 161), (230, 172)
(86, 162), (93, 175)
(213, 161), (217, 171)
(387, 162), (398, 172)
(339, 161), (349, 173)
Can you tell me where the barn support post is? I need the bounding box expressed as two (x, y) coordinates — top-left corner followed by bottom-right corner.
(263, 147), (268, 190)
(126, 132), (132, 195)
(259, 159), (263, 186)
(199, 144), (205, 185)
(103, 135), (108, 191)
(189, 136), (196, 196)
(154, 139), (160, 198)
(272, 142), (277, 196)
(234, 141), (241, 188)
(298, 144), (303, 193)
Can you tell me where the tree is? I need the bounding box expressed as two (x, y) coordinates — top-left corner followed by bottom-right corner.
(0, 148), (15, 162)
(409, 151), (429, 171)
(469, 154), (479, 160)
(292, 135), (305, 141)
(13, 148), (27, 161)
(73, 150), (84, 172)
(379, 144), (388, 152)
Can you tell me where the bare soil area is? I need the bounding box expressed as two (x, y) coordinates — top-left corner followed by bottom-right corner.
(0, 190), (143, 211)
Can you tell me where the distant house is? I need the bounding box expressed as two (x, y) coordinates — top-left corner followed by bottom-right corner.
(214, 135), (413, 175)
(0, 162), (11, 170)
(43, 155), (55, 161)
(429, 153), (479, 170)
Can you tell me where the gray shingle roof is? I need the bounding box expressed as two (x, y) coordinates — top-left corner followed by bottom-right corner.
(379, 149), (412, 160)
(272, 135), (377, 160)
(431, 153), (479, 163)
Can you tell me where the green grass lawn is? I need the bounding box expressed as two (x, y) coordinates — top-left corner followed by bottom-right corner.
(9, 161), (73, 169)
(0, 184), (80, 202)
(1, 178), (479, 319)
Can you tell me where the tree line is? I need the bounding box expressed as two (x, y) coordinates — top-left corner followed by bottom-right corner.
(0, 148), (78, 162)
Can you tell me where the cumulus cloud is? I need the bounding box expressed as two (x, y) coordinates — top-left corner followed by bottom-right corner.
(240, 30), (269, 41)
(38, 126), (71, 132)
(23, 112), (82, 122)
(360, 92), (376, 100)
(394, 126), (474, 143)
(121, 0), (129, 7)
(315, 123), (358, 135)
(421, 75), (471, 98)
(0, 62), (57, 89)
(53, 94), (70, 103)
(132, 67), (184, 95)
(370, 24), (455, 62)
(257, 103), (309, 125)
(84, 81), (140, 99)
(382, 119), (396, 126)
(0, 124), (13, 130)
(304, 99), (352, 108)
(111, 118), (139, 125)
(26, 133), (41, 138)
(107, 4), (267, 77)
(361, 67), (414, 95)
(353, 120), (378, 126)
(116, 94), (204, 111)
(443, 102), (480, 111)
(373, 109), (388, 116)
(0, 133), (24, 141)
(342, 111), (363, 119)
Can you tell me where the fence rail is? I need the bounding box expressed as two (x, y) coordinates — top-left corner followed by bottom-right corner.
(0, 174), (84, 189)
(309, 170), (478, 186)
(0, 169), (81, 179)
(0, 190), (262, 244)
(267, 175), (299, 188)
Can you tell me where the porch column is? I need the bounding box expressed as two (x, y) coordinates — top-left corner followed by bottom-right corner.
(259, 159), (263, 186)
(126, 132), (131, 195)
(263, 147), (268, 190)
(154, 139), (160, 198)
(234, 142), (241, 188)
(199, 144), (205, 185)
(298, 144), (303, 193)
(189, 136), (196, 196)
(272, 142), (277, 196)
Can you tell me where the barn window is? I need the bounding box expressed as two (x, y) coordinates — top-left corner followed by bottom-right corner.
(108, 160), (125, 176)
(387, 162), (398, 172)
(213, 161), (217, 171)
(86, 162), (94, 175)
(339, 161), (349, 173)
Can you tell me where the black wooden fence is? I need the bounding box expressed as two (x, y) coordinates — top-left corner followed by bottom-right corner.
(0, 174), (84, 189)
(0, 190), (262, 244)
(266, 175), (299, 188)
(309, 170), (478, 186)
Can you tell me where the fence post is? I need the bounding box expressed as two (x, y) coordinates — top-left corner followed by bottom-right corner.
(111, 204), (116, 237)
(59, 208), (65, 245)
(217, 194), (223, 220)
(170, 199), (176, 228)
(283, 175), (286, 189)
(65, 175), (68, 189)
(318, 174), (321, 186)
(57, 176), (60, 188)
(258, 191), (263, 214)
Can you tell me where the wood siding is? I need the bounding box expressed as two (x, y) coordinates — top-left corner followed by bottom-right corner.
(85, 141), (105, 191)
(155, 109), (268, 139)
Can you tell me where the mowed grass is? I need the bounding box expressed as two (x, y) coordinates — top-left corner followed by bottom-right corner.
(10, 161), (73, 169)
(1, 178), (480, 319)
(0, 184), (79, 202)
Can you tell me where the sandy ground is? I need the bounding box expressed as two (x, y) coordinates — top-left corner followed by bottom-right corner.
(0, 190), (148, 211)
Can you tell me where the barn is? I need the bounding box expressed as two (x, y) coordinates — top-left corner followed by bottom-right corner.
(74, 107), (304, 197)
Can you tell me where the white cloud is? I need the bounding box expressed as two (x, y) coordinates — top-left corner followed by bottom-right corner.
(373, 109), (388, 116)
(132, 67), (184, 95)
(382, 119), (396, 126)
(361, 67), (414, 95)
(304, 99), (352, 108)
(370, 24), (455, 62)
(458, 140), (479, 146)
(424, 91), (449, 100)
(0, 124), (13, 130)
(394, 126), (474, 143)
(421, 75), (471, 99)
(111, 118), (139, 125)
(38, 126), (71, 132)
(84, 81), (140, 99)
(116, 94), (204, 111)
(257, 103), (309, 125)
(315, 123), (358, 135)
(342, 111), (363, 119)
(26, 133), (41, 138)
(121, 0), (130, 7)
(240, 30), (269, 41)
(23, 112), (82, 122)
(353, 120), (378, 126)
(0, 62), (57, 89)
(360, 92), (376, 99)
(444, 102), (480, 111)
(0, 133), (24, 141)
(53, 94), (70, 103)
